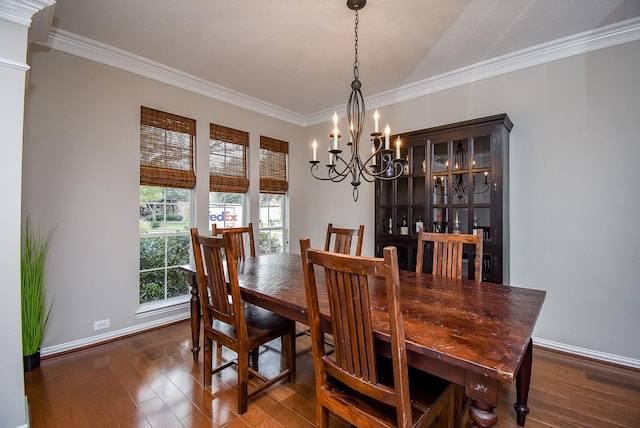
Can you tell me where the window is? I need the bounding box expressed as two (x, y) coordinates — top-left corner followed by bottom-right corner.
(139, 187), (191, 303)
(259, 194), (285, 254)
(209, 123), (249, 231)
(259, 136), (288, 254)
(139, 107), (195, 305)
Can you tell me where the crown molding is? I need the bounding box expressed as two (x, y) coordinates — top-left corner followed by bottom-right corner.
(40, 16), (640, 127)
(0, 0), (54, 26)
(306, 16), (640, 126)
(45, 28), (307, 127)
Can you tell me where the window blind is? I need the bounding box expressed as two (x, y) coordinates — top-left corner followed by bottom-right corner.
(209, 123), (249, 193)
(140, 106), (196, 189)
(259, 136), (288, 194)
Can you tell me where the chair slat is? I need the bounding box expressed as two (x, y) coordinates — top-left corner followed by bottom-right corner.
(324, 223), (365, 256)
(212, 223), (256, 259)
(417, 227), (483, 283)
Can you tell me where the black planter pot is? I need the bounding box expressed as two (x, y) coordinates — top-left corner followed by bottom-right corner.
(23, 351), (41, 372)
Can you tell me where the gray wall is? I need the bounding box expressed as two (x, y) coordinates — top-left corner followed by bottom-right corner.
(23, 45), (306, 352)
(296, 40), (640, 364)
(23, 38), (640, 372)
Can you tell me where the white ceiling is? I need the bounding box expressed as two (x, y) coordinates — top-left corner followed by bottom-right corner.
(48, 0), (640, 119)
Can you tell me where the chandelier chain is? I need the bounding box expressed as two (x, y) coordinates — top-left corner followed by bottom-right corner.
(353, 9), (359, 81)
(308, 0), (405, 201)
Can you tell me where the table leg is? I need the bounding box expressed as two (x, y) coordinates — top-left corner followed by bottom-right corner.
(466, 372), (499, 427)
(514, 338), (533, 426)
(469, 400), (498, 428)
(186, 272), (201, 361)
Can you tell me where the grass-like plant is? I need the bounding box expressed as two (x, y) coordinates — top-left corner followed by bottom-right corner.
(21, 217), (54, 356)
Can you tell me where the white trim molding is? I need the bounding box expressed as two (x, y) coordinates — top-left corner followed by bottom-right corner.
(534, 337), (640, 370)
(32, 16), (640, 128)
(0, 57), (29, 71)
(310, 16), (640, 125)
(38, 16), (640, 127)
(45, 28), (307, 127)
(0, 0), (54, 27)
(40, 312), (189, 357)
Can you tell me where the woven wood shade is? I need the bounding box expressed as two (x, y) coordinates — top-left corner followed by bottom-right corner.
(140, 106), (196, 189)
(209, 124), (249, 194)
(260, 136), (288, 194)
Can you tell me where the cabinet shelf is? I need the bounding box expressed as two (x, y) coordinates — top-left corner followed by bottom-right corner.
(374, 114), (512, 284)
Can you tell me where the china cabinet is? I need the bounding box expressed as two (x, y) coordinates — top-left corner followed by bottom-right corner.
(374, 114), (512, 284)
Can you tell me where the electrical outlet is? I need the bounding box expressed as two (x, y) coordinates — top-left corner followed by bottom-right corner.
(94, 319), (110, 330)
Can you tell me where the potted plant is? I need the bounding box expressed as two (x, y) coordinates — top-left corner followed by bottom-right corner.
(21, 217), (54, 372)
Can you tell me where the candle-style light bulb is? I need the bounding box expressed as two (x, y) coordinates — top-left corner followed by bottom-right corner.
(395, 137), (401, 159)
(371, 146), (376, 166)
(374, 110), (380, 133)
(332, 112), (339, 150)
(384, 124), (390, 150)
(312, 139), (317, 161)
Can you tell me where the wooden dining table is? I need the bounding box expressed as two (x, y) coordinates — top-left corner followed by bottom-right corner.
(181, 252), (545, 428)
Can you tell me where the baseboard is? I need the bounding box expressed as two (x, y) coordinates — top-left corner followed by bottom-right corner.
(534, 337), (640, 370)
(40, 312), (190, 358)
(39, 317), (640, 370)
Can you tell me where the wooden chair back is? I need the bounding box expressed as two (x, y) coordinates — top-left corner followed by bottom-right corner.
(301, 238), (418, 427)
(415, 228), (483, 282)
(191, 227), (296, 414)
(212, 223), (256, 259)
(324, 223), (364, 256)
(191, 228), (245, 335)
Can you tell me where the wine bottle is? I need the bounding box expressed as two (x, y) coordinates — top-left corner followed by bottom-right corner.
(400, 217), (409, 235)
(453, 211), (461, 234)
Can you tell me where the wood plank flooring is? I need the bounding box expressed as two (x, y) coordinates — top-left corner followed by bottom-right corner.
(24, 321), (640, 427)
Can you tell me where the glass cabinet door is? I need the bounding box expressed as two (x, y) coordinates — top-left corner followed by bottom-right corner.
(472, 135), (491, 205)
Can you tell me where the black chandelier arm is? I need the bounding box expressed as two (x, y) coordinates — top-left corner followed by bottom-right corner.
(361, 148), (405, 180)
(309, 161), (350, 183)
(330, 151), (357, 177)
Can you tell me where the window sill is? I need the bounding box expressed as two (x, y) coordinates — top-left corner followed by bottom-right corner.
(136, 295), (190, 319)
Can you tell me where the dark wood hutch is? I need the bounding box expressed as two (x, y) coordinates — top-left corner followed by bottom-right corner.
(374, 114), (512, 284)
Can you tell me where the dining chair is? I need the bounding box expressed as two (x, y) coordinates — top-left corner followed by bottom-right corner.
(210, 223), (257, 353)
(296, 223), (366, 341)
(212, 223), (255, 259)
(190, 228), (296, 414)
(415, 227), (483, 282)
(324, 223), (364, 256)
(300, 238), (455, 428)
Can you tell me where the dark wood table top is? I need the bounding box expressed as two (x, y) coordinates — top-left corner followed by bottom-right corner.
(232, 252), (546, 385)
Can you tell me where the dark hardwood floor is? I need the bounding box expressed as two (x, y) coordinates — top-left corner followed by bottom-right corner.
(24, 321), (640, 427)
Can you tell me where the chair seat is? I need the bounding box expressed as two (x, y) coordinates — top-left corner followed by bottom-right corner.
(322, 372), (455, 427)
(208, 305), (294, 347)
(322, 359), (454, 427)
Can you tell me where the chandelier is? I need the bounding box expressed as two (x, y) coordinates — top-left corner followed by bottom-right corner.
(309, 0), (405, 201)
(434, 141), (490, 200)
